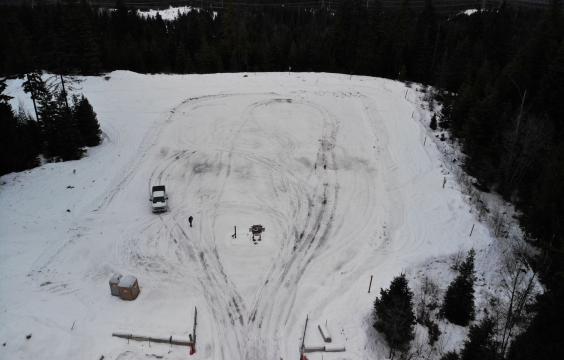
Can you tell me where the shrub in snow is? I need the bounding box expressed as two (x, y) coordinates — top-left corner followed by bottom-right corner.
(424, 318), (441, 346)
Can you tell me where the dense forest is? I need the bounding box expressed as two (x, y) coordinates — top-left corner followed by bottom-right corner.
(0, 0), (563, 358)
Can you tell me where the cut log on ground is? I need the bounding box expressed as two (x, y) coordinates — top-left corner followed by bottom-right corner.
(303, 344), (346, 353)
(318, 324), (332, 343)
(324, 344), (346, 352)
(112, 332), (192, 346)
(303, 344), (326, 353)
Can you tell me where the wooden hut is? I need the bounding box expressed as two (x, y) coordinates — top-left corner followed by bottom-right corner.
(117, 275), (140, 300)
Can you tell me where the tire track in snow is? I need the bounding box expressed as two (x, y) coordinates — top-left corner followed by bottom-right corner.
(241, 99), (341, 360)
(125, 93), (355, 360)
(142, 95), (273, 359)
(141, 94), (340, 359)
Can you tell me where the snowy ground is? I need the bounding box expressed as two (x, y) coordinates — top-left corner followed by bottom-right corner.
(1, 72), (501, 360)
(137, 6), (195, 20)
(136, 6), (216, 21)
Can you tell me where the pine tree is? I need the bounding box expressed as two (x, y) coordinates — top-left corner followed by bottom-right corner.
(460, 317), (499, 360)
(0, 78), (11, 103)
(73, 95), (101, 147)
(508, 287), (564, 360)
(78, 0), (102, 74)
(441, 250), (476, 326)
(51, 91), (84, 161)
(0, 81), (39, 175)
(22, 72), (47, 121)
(36, 88), (84, 161)
(0, 102), (20, 175)
(374, 273), (416, 358)
(35, 80), (58, 157)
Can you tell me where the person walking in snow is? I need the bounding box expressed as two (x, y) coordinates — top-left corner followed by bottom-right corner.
(188, 216), (194, 228)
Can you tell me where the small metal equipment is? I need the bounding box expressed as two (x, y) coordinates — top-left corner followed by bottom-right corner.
(249, 225), (265, 242)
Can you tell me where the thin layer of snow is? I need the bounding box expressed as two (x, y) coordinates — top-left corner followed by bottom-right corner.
(152, 190), (165, 198)
(1, 71), (514, 360)
(109, 273), (122, 284)
(118, 275), (137, 288)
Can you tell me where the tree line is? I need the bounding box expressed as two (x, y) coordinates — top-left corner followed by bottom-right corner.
(373, 250), (542, 360)
(0, 0), (562, 358)
(0, 74), (101, 175)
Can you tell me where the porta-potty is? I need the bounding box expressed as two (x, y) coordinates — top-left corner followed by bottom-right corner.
(117, 275), (140, 300)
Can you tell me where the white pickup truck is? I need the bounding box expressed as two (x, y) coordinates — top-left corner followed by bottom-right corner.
(150, 185), (168, 213)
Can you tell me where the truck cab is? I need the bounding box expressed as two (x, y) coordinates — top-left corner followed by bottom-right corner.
(150, 185), (168, 213)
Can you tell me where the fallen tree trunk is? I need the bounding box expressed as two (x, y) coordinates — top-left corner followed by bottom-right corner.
(112, 332), (192, 346)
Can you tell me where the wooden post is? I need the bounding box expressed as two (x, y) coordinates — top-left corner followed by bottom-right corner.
(190, 306), (197, 355)
(368, 275), (373, 293)
(424, 137), (427, 146)
(193, 306), (197, 344)
(469, 224), (475, 237)
(300, 315), (309, 356)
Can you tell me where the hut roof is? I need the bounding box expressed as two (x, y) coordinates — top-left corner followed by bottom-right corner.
(118, 275), (137, 288)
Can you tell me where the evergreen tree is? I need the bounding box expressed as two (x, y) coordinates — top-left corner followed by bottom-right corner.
(72, 95), (101, 147)
(77, 0), (102, 74)
(52, 90), (84, 160)
(373, 273), (416, 358)
(22, 72), (46, 121)
(0, 80), (39, 174)
(0, 103), (24, 174)
(35, 79), (58, 157)
(0, 78), (11, 103)
(460, 317), (499, 360)
(508, 287), (564, 360)
(441, 250), (476, 326)
(36, 87), (83, 161)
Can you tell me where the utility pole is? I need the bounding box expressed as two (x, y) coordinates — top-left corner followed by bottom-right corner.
(189, 306), (198, 355)
(300, 314), (309, 357)
(193, 306), (197, 344)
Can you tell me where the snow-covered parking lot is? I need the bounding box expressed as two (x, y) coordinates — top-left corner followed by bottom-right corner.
(1, 72), (496, 360)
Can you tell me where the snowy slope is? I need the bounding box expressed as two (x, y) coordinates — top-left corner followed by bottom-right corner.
(137, 6), (196, 20)
(1, 72), (497, 360)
